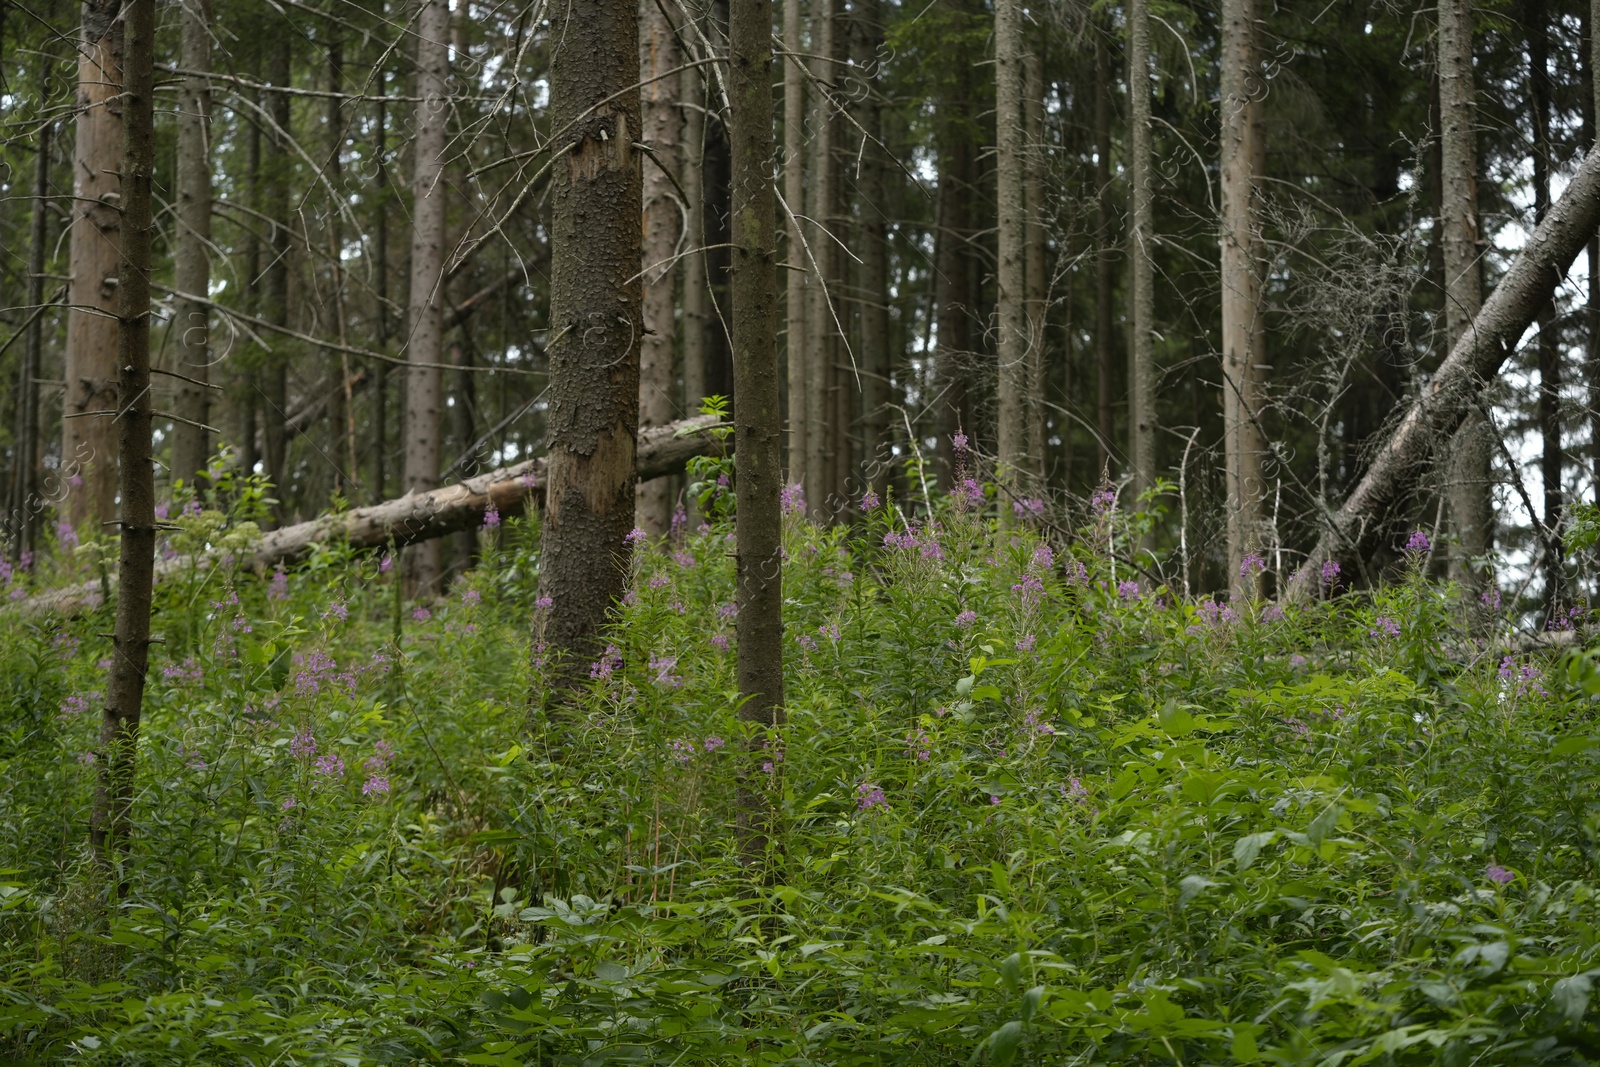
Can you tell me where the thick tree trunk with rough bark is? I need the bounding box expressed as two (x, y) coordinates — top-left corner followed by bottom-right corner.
(1128, 0), (1155, 516)
(1094, 31), (1117, 476)
(404, 0), (450, 595)
(1439, 0), (1489, 594)
(20, 418), (722, 618)
(1285, 140), (1600, 602)
(172, 0), (214, 487)
(62, 0), (124, 534)
(783, 0), (808, 492)
(728, 0), (785, 847)
(537, 0), (643, 689)
(995, 0), (1026, 508)
(92, 0), (155, 888)
(1220, 0), (1265, 597)
(637, 0), (683, 532)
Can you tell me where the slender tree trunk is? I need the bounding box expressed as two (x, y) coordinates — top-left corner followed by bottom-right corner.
(261, 36), (292, 519)
(172, 0), (213, 488)
(62, 0), (124, 534)
(1530, 0), (1564, 615)
(1220, 0), (1264, 597)
(637, 0), (683, 532)
(324, 26), (356, 499)
(1439, 0), (1489, 593)
(1286, 132), (1600, 602)
(236, 73), (262, 481)
(856, 0), (891, 503)
(12, 116), (50, 559)
(783, 0), (808, 490)
(682, 61), (708, 416)
(1589, 0), (1600, 489)
(373, 71), (391, 501)
(995, 0), (1027, 510)
(536, 0), (643, 689)
(1128, 0), (1156, 520)
(728, 0), (784, 853)
(91, 0), (155, 889)
(1024, 49), (1047, 488)
(1094, 31), (1117, 477)
(805, 0), (836, 516)
(404, 0), (450, 596)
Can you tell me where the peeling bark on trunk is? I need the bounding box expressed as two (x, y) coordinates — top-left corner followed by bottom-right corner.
(995, 0), (1026, 509)
(91, 0), (155, 890)
(1285, 141), (1600, 602)
(172, 0), (214, 487)
(62, 0), (124, 533)
(637, 0), (683, 533)
(404, 0), (450, 596)
(1439, 0), (1489, 595)
(537, 0), (643, 690)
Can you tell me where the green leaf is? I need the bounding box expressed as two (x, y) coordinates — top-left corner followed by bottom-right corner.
(1553, 974), (1592, 1024)
(1305, 802), (1343, 847)
(988, 1020), (1024, 1067)
(1233, 831), (1277, 872)
(1178, 875), (1217, 908)
(999, 953), (1022, 994)
(1020, 986), (1044, 1025)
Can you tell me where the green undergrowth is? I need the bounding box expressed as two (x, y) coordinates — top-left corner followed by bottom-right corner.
(4, 487), (1600, 1064)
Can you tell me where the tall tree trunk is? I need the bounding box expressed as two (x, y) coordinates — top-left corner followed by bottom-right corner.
(933, 156), (973, 488)
(536, 0), (643, 689)
(172, 0), (213, 488)
(1220, 0), (1265, 597)
(62, 0), (124, 534)
(1024, 49), (1047, 488)
(1286, 131), (1600, 602)
(728, 0), (784, 853)
(1094, 30), (1117, 477)
(682, 60), (708, 416)
(91, 0), (155, 889)
(1439, 0), (1489, 593)
(1589, 0), (1600, 491)
(372, 70), (391, 501)
(1530, 0), (1564, 615)
(637, 0), (683, 532)
(261, 35), (292, 519)
(855, 0), (892, 503)
(1128, 0), (1156, 521)
(783, 0), (808, 491)
(324, 25), (356, 499)
(805, 0), (837, 516)
(236, 72), (262, 482)
(995, 0), (1027, 509)
(12, 115), (50, 559)
(404, 0), (450, 596)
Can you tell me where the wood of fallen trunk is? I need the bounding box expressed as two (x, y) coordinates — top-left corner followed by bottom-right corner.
(17, 417), (725, 617)
(1285, 145), (1600, 602)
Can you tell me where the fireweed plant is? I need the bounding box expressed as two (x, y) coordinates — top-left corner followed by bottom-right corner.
(2, 478), (1600, 1063)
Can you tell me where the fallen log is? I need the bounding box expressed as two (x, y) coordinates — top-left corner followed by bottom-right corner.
(1285, 147), (1600, 602)
(14, 416), (725, 615)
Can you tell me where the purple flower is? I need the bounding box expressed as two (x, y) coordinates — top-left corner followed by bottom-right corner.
(672, 550), (695, 569)
(649, 654), (683, 688)
(290, 729), (317, 760)
(56, 522), (78, 550)
(1370, 616), (1401, 639)
(1481, 587), (1502, 611)
(625, 527), (649, 546)
(1321, 560), (1341, 586)
(483, 506), (501, 529)
(670, 738), (695, 763)
(1198, 599), (1239, 627)
(1015, 634), (1036, 652)
(1065, 777), (1090, 802)
(1089, 488), (1117, 517)
(1011, 497), (1046, 519)
(1012, 572), (1045, 604)
(314, 752), (345, 778)
(362, 775), (391, 797)
(1405, 530), (1431, 554)
(955, 478), (985, 509)
(281, 796), (297, 811)
(161, 658), (203, 686)
(1239, 553), (1265, 580)
(703, 736), (725, 753)
(856, 782), (888, 811)
(1486, 864), (1514, 885)
(76, 751), (96, 766)
(954, 610), (977, 629)
(268, 567), (289, 601)
(1117, 580), (1141, 601)
(796, 633), (818, 652)
(590, 644), (623, 681)
(365, 740), (395, 773)
(906, 730), (931, 761)
(718, 602), (738, 621)
(535, 595), (554, 611)
(670, 505), (687, 536)
(294, 650), (339, 697)
(951, 432), (969, 454)
(412, 607), (432, 623)
(781, 483), (807, 516)
(710, 633), (730, 651)
(1032, 544), (1055, 570)
(154, 503), (169, 521)
(322, 601), (349, 623)
(989, 795), (1002, 805)
(861, 489), (881, 510)
(819, 623), (841, 642)
(648, 572), (670, 590)
(59, 695), (91, 717)
(461, 588), (482, 606)
(379, 555), (393, 574)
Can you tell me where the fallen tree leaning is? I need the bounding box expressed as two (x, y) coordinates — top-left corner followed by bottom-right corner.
(16, 415), (725, 615)
(1284, 146), (1600, 602)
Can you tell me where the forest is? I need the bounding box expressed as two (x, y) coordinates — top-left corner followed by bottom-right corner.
(6, 0), (1600, 1060)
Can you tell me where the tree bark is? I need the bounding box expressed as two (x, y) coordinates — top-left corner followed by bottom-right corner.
(261, 35), (292, 519)
(1285, 137), (1600, 602)
(805, 0), (837, 515)
(171, 0), (214, 487)
(404, 0), (451, 596)
(537, 0), (643, 689)
(783, 0), (808, 491)
(91, 0), (155, 889)
(682, 59), (709, 419)
(855, 0), (892, 503)
(728, 0), (785, 851)
(1589, 0), (1600, 491)
(20, 417), (722, 618)
(637, 0), (683, 533)
(1220, 0), (1265, 597)
(1439, 0), (1489, 593)
(1094, 29), (1117, 477)
(995, 0), (1027, 509)
(62, 0), (124, 534)
(235, 71), (262, 483)
(1024, 48), (1047, 488)
(372, 68), (392, 500)
(11, 115), (50, 559)
(1128, 0), (1156, 519)
(1530, 0), (1565, 616)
